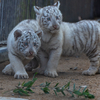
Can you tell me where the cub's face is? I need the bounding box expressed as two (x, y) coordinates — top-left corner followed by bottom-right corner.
(14, 29), (42, 59)
(34, 1), (62, 33)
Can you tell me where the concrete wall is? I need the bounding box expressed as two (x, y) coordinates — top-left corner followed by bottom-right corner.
(0, 0), (100, 62)
(0, 47), (8, 62)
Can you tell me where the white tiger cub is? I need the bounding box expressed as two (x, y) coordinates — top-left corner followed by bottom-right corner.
(33, 1), (100, 77)
(2, 19), (42, 79)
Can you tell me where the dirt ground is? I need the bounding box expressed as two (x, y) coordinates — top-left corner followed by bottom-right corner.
(0, 54), (100, 100)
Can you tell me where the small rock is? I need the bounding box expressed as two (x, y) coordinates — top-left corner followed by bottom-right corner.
(12, 94), (14, 96)
(70, 68), (73, 70)
(80, 85), (87, 88)
(74, 67), (78, 70)
(75, 79), (79, 81)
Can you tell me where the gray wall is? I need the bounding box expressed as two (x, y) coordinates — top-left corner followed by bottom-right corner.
(60, 0), (94, 22)
(0, 0), (99, 42)
(0, 0), (54, 42)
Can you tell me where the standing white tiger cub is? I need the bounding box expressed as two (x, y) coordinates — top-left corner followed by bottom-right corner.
(33, 1), (100, 77)
(2, 19), (42, 79)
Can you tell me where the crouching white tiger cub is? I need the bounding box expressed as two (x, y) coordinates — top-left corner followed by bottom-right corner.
(2, 19), (42, 79)
(33, 1), (100, 77)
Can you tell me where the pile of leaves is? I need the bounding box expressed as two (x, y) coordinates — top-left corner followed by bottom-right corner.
(13, 73), (37, 96)
(40, 82), (94, 99)
(13, 73), (95, 99)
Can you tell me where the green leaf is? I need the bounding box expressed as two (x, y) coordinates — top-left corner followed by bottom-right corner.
(68, 90), (74, 97)
(61, 86), (65, 91)
(23, 77), (37, 88)
(18, 82), (20, 86)
(73, 90), (82, 96)
(21, 81), (25, 87)
(78, 87), (81, 92)
(86, 94), (95, 99)
(55, 87), (61, 92)
(13, 89), (30, 96)
(64, 82), (70, 89)
(18, 91), (24, 96)
(54, 83), (59, 87)
(82, 87), (87, 93)
(73, 83), (75, 91)
(46, 82), (51, 87)
(61, 90), (66, 96)
(26, 88), (34, 93)
(13, 89), (19, 93)
(32, 78), (37, 83)
(18, 89), (29, 96)
(32, 72), (37, 81)
(54, 90), (57, 96)
(41, 87), (50, 94)
(83, 89), (95, 99)
(23, 81), (33, 88)
(40, 83), (45, 87)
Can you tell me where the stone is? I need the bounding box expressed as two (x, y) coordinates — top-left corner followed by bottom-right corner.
(0, 47), (8, 62)
(0, 97), (29, 100)
(74, 67), (78, 70)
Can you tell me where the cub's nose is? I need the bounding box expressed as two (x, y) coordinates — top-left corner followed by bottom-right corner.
(53, 25), (57, 29)
(29, 51), (33, 55)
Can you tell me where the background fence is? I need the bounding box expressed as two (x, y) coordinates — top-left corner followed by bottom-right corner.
(0, 0), (100, 43)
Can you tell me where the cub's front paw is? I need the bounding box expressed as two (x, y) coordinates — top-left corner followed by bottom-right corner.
(96, 67), (100, 74)
(2, 69), (14, 75)
(82, 69), (97, 76)
(44, 69), (58, 77)
(14, 72), (29, 79)
(2, 64), (14, 75)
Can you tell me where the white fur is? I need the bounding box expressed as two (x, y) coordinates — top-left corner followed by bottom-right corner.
(33, 2), (100, 77)
(54, 1), (60, 8)
(2, 19), (42, 79)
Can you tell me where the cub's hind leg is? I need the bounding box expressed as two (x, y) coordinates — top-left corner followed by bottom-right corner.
(96, 53), (100, 74)
(32, 49), (48, 74)
(2, 64), (14, 75)
(82, 50), (99, 75)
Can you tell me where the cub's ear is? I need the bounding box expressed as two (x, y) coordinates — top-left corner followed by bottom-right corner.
(14, 30), (22, 41)
(35, 30), (43, 39)
(34, 6), (42, 15)
(54, 1), (60, 8)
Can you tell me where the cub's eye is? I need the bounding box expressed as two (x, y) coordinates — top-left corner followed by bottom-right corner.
(47, 17), (51, 21)
(56, 16), (59, 20)
(33, 43), (36, 46)
(24, 42), (28, 46)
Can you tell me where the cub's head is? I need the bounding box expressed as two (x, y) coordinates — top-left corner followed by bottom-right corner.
(34, 1), (62, 33)
(14, 29), (42, 59)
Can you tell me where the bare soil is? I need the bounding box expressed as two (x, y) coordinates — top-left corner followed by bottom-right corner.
(0, 54), (100, 100)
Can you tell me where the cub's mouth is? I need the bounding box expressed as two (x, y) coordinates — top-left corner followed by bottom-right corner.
(50, 29), (59, 33)
(49, 26), (60, 32)
(25, 54), (35, 59)
(26, 56), (34, 60)
(25, 51), (36, 59)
